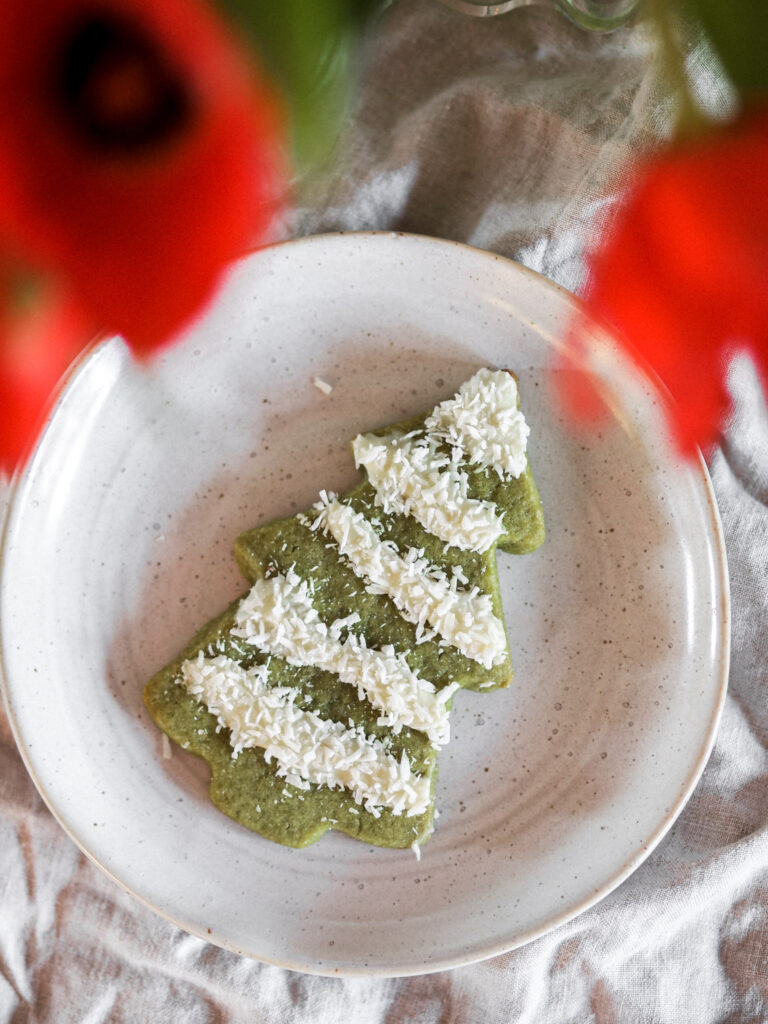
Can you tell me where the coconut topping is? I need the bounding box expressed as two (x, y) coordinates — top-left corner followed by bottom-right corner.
(232, 570), (457, 746)
(314, 497), (507, 669)
(352, 432), (506, 552)
(425, 368), (530, 479)
(180, 653), (431, 816)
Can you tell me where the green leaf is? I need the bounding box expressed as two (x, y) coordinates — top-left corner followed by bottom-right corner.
(679, 0), (768, 97)
(215, 0), (384, 179)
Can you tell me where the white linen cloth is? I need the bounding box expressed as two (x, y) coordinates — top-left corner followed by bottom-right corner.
(1, 3), (766, 1020)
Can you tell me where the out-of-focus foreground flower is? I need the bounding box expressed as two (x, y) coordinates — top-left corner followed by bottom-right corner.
(572, 1), (768, 456)
(0, 0), (285, 471)
(578, 107), (768, 455)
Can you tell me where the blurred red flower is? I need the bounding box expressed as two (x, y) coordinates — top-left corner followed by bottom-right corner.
(576, 107), (768, 455)
(0, 261), (94, 471)
(0, 0), (284, 470)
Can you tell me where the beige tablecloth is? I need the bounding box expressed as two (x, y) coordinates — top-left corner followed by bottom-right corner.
(2, 3), (767, 1020)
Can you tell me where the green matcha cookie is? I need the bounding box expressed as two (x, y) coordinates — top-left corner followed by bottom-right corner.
(144, 369), (545, 850)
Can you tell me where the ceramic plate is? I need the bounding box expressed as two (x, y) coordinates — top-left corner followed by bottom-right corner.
(0, 233), (729, 976)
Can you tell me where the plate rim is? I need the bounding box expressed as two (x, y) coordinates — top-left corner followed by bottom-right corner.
(0, 230), (731, 977)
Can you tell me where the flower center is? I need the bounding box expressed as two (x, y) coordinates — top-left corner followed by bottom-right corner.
(53, 11), (192, 155)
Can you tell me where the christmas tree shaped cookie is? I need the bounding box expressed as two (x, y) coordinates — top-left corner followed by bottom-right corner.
(144, 369), (545, 850)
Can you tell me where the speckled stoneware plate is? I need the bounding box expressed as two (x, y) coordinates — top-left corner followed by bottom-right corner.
(0, 232), (729, 976)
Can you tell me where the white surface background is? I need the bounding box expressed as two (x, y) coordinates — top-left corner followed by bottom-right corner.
(1, 1), (766, 1020)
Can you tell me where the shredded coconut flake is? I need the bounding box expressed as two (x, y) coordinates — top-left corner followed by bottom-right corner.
(180, 653), (431, 816)
(315, 498), (506, 669)
(312, 377), (334, 395)
(232, 571), (455, 745)
(352, 432), (505, 553)
(425, 368), (529, 479)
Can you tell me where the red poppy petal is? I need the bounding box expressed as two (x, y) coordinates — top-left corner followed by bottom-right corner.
(578, 108), (768, 455)
(0, 280), (95, 471)
(0, 0), (285, 354)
